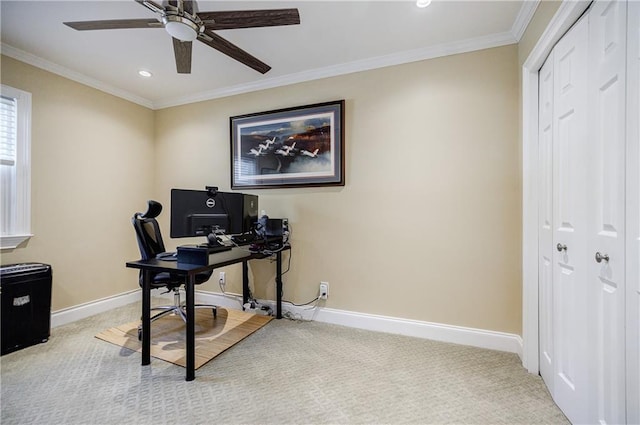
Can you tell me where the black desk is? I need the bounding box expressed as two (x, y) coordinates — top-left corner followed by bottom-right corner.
(126, 246), (289, 381)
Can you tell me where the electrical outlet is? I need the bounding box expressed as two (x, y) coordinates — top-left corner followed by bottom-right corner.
(319, 282), (329, 299)
(219, 271), (226, 286)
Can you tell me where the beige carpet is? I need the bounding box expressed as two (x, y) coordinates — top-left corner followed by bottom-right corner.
(2, 301), (569, 424)
(95, 307), (272, 369)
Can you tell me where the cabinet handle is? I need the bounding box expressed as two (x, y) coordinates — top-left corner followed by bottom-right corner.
(595, 252), (609, 263)
(556, 243), (567, 252)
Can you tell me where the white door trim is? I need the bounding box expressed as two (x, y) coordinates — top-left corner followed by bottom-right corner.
(521, 0), (592, 373)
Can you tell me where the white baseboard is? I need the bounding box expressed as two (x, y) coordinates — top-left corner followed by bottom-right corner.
(49, 289), (232, 328)
(316, 307), (524, 357)
(51, 289), (523, 358)
(51, 290), (141, 328)
(195, 291), (524, 358)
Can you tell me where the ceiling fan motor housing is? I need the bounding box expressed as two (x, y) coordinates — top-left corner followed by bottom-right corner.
(163, 16), (201, 41)
(162, 6), (204, 42)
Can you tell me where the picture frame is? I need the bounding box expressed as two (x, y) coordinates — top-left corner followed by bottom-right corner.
(230, 100), (345, 189)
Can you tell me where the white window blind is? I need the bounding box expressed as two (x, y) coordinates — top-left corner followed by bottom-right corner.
(0, 95), (17, 166)
(0, 85), (32, 248)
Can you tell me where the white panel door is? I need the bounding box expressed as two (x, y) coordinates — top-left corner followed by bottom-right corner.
(551, 15), (591, 425)
(538, 53), (555, 391)
(626, 1), (640, 423)
(588, 1), (628, 423)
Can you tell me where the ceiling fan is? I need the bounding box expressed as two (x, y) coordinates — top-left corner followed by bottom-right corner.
(63, 0), (300, 74)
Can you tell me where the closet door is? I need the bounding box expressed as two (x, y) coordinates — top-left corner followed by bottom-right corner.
(551, 15), (590, 425)
(538, 53), (555, 392)
(626, 1), (640, 423)
(588, 1), (628, 423)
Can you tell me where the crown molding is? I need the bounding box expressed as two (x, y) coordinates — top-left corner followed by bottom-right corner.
(511, 0), (541, 42)
(154, 30), (517, 109)
(0, 43), (154, 109)
(2, 29), (518, 111)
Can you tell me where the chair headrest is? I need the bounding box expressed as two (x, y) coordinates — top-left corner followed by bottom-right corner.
(140, 200), (162, 219)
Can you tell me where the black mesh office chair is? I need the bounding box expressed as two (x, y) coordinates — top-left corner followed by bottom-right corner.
(132, 200), (217, 340)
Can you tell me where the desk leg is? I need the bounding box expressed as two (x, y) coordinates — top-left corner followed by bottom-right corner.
(276, 251), (283, 319)
(185, 274), (195, 381)
(141, 270), (151, 366)
(242, 260), (249, 306)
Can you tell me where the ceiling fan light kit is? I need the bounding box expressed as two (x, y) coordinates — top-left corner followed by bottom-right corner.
(63, 0), (300, 74)
(163, 16), (199, 42)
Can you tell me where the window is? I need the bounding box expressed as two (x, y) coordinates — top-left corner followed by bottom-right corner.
(1, 85), (32, 249)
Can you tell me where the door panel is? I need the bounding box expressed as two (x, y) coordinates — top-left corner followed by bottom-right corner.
(539, 2), (635, 423)
(538, 53), (555, 390)
(552, 15), (590, 425)
(626, 1), (640, 423)
(588, 1), (627, 423)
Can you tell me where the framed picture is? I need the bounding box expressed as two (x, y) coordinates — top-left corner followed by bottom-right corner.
(230, 100), (345, 189)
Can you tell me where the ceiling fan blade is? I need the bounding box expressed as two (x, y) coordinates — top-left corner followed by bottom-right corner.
(197, 31), (271, 74)
(169, 0), (194, 15)
(198, 9), (300, 30)
(172, 38), (192, 74)
(64, 19), (162, 31)
(183, 1), (194, 15)
(134, 0), (165, 15)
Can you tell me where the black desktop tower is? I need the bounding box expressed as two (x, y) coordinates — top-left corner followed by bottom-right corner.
(1, 263), (52, 355)
(224, 193), (259, 234)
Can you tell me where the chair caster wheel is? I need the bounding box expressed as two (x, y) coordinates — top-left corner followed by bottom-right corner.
(137, 326), (142, 341)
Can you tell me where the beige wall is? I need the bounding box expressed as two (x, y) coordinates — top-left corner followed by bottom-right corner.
(1, 44), (522, 334)
(155, 45), (521, 334)
(0, 56), (155, 310)
(518, 0), (562, 67)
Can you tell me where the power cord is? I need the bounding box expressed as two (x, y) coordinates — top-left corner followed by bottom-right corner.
(282, 295), (321, 307)
(281, 295), (323, 322)
(282, 310), (312, 322)
(218, 278), (245, 309)
(216, 222), (314, 320)
(251, 221), (292, 256)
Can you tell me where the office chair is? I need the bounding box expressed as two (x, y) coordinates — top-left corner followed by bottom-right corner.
(132, 200), (217, 340)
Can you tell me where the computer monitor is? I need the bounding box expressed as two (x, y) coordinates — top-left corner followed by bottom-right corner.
(170, 188), (258, 244)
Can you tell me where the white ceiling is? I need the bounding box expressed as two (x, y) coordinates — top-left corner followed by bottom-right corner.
(0, 1), (536, 109)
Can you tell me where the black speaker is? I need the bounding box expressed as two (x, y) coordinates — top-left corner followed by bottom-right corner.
(265, 218), (284, 236)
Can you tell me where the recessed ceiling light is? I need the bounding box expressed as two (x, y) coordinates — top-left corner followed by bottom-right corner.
(138, 70), (152, 78)
(416, 0), (432, 8)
